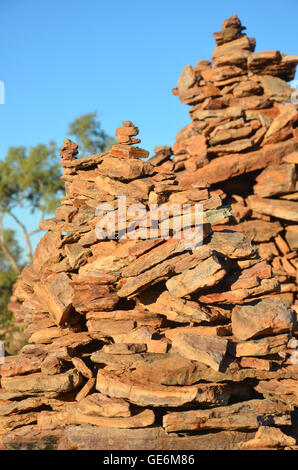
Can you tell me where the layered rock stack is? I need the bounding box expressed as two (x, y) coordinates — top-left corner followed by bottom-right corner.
(1, 120), (298, 450)
(157, 14), (298, 314)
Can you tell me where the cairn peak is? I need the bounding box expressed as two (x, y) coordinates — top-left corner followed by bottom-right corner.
(213, 14), (246, 47)
(115, 121), (140, 145)
(60, 138), (78, 161)
(110, 122), (149, 159)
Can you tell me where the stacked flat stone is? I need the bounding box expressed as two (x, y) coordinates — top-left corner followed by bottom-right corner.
(1, 119), (298, 450)
(115, 121), (141, 145)
(152, 14), (298, 315)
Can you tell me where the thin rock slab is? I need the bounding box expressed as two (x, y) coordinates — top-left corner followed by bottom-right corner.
(121, 238), (187, 278)
(138, 290), (217, 323)
(285, 225), (298, 251)
(28, 326), (73, 344)
(98, 156), (154, 181)
(72, 283), (119, 313)
(62, 425), (254, 450)
(164, 325), (232, 341)
(95, 369), (230, 407)
(76, 393), (131, 418)
(86, 318), (136, 335)
(240, 426), (296, 450)
(163, 399), (293, 433)
(75, 378), (96, 402)
(0, 424), (253, 450)
(231, 297), (296, 340)
(228, 260), (272, 291)
(263, 105), (298, 144)
(41, 356), (64, 375)
(110, 326), (154, 344)
(0, 412), (38, 433)
(0, 389), (59, 401)
(229, 333), (290, 357)
(255, 379), (298, 406)
(48, 332), (93, 349)
(126, 353), (200, 386)
(69, 408), (155, 429)
(61, 152), (106, 169)
(71, 357), (93, 379)
(86, 309), (163, 328)
(1, 369), (82, 394)
(165, 254), (226, 298)
(240, 357), (273, 371)
(253, 163), (297, 197)
(34, 273), (74, 326)
(0, 397), (60, 416)
(208, 230), (255, 258)
(177, 64), (196, 93)
(198, 277), (279, 305)
(168, 355), (298, 383)
(90, 351), (145, 369)
(101, 343), (147, 355)
(214, 219), (283, 243)
(32, 231), (62, 275)
(0, 424), (66, 450)
(172, 333), (228, 371)
(247, 195), (298, 222)
(178, 140), (298, 187)
(117, 252), (190, 298)
(0, 355), (43, 377)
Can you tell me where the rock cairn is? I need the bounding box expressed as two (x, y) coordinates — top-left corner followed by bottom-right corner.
(2, 117), (298, 450)
(153, 14), (298, 317)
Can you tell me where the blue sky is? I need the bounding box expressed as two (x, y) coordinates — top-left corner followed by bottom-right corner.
(0, 0), (297, 260)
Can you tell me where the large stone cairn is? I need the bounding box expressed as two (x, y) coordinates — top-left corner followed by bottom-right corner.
(1, 24), (298, 450)
(155, 14), (298, 316)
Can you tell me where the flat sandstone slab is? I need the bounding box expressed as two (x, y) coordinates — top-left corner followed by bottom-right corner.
(0, 424), (255, 450)
(172, 333), (228, 371)
(163, 399), (293, 432)
(95, 369), (230, 407)
(247, 196), (298, 222)
(232, 298), (296, 340)
(1, 370), (82, 394)
(179, 140), (298, 187)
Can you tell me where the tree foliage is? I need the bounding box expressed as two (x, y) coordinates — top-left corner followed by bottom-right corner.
(0, 270), (18, 329)
(68, 111), (116, 157)
(0, 111), (114, 271)
(0, 229), (22, 271)
(0, 111), (114, 346)
(0, 141), (63, 215)
(0, 230), (21, 329)
(0, 141), (64, 268)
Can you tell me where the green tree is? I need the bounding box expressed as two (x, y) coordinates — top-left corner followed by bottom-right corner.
(0, 270), (18, 329)
(0, 228), (22, 270)
(0, 229), (21, 329)
(0, 112), (114, 346)
(0, 141), (64, 270)
(68, 111), (116, 157)
(0, 112), (114, 272)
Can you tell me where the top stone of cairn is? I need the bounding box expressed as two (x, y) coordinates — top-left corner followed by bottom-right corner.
(115, 121), (141, 145)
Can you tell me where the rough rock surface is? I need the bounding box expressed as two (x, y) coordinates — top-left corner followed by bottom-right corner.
(2, 15), (298, 451)
(166, 14), (298, 318)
